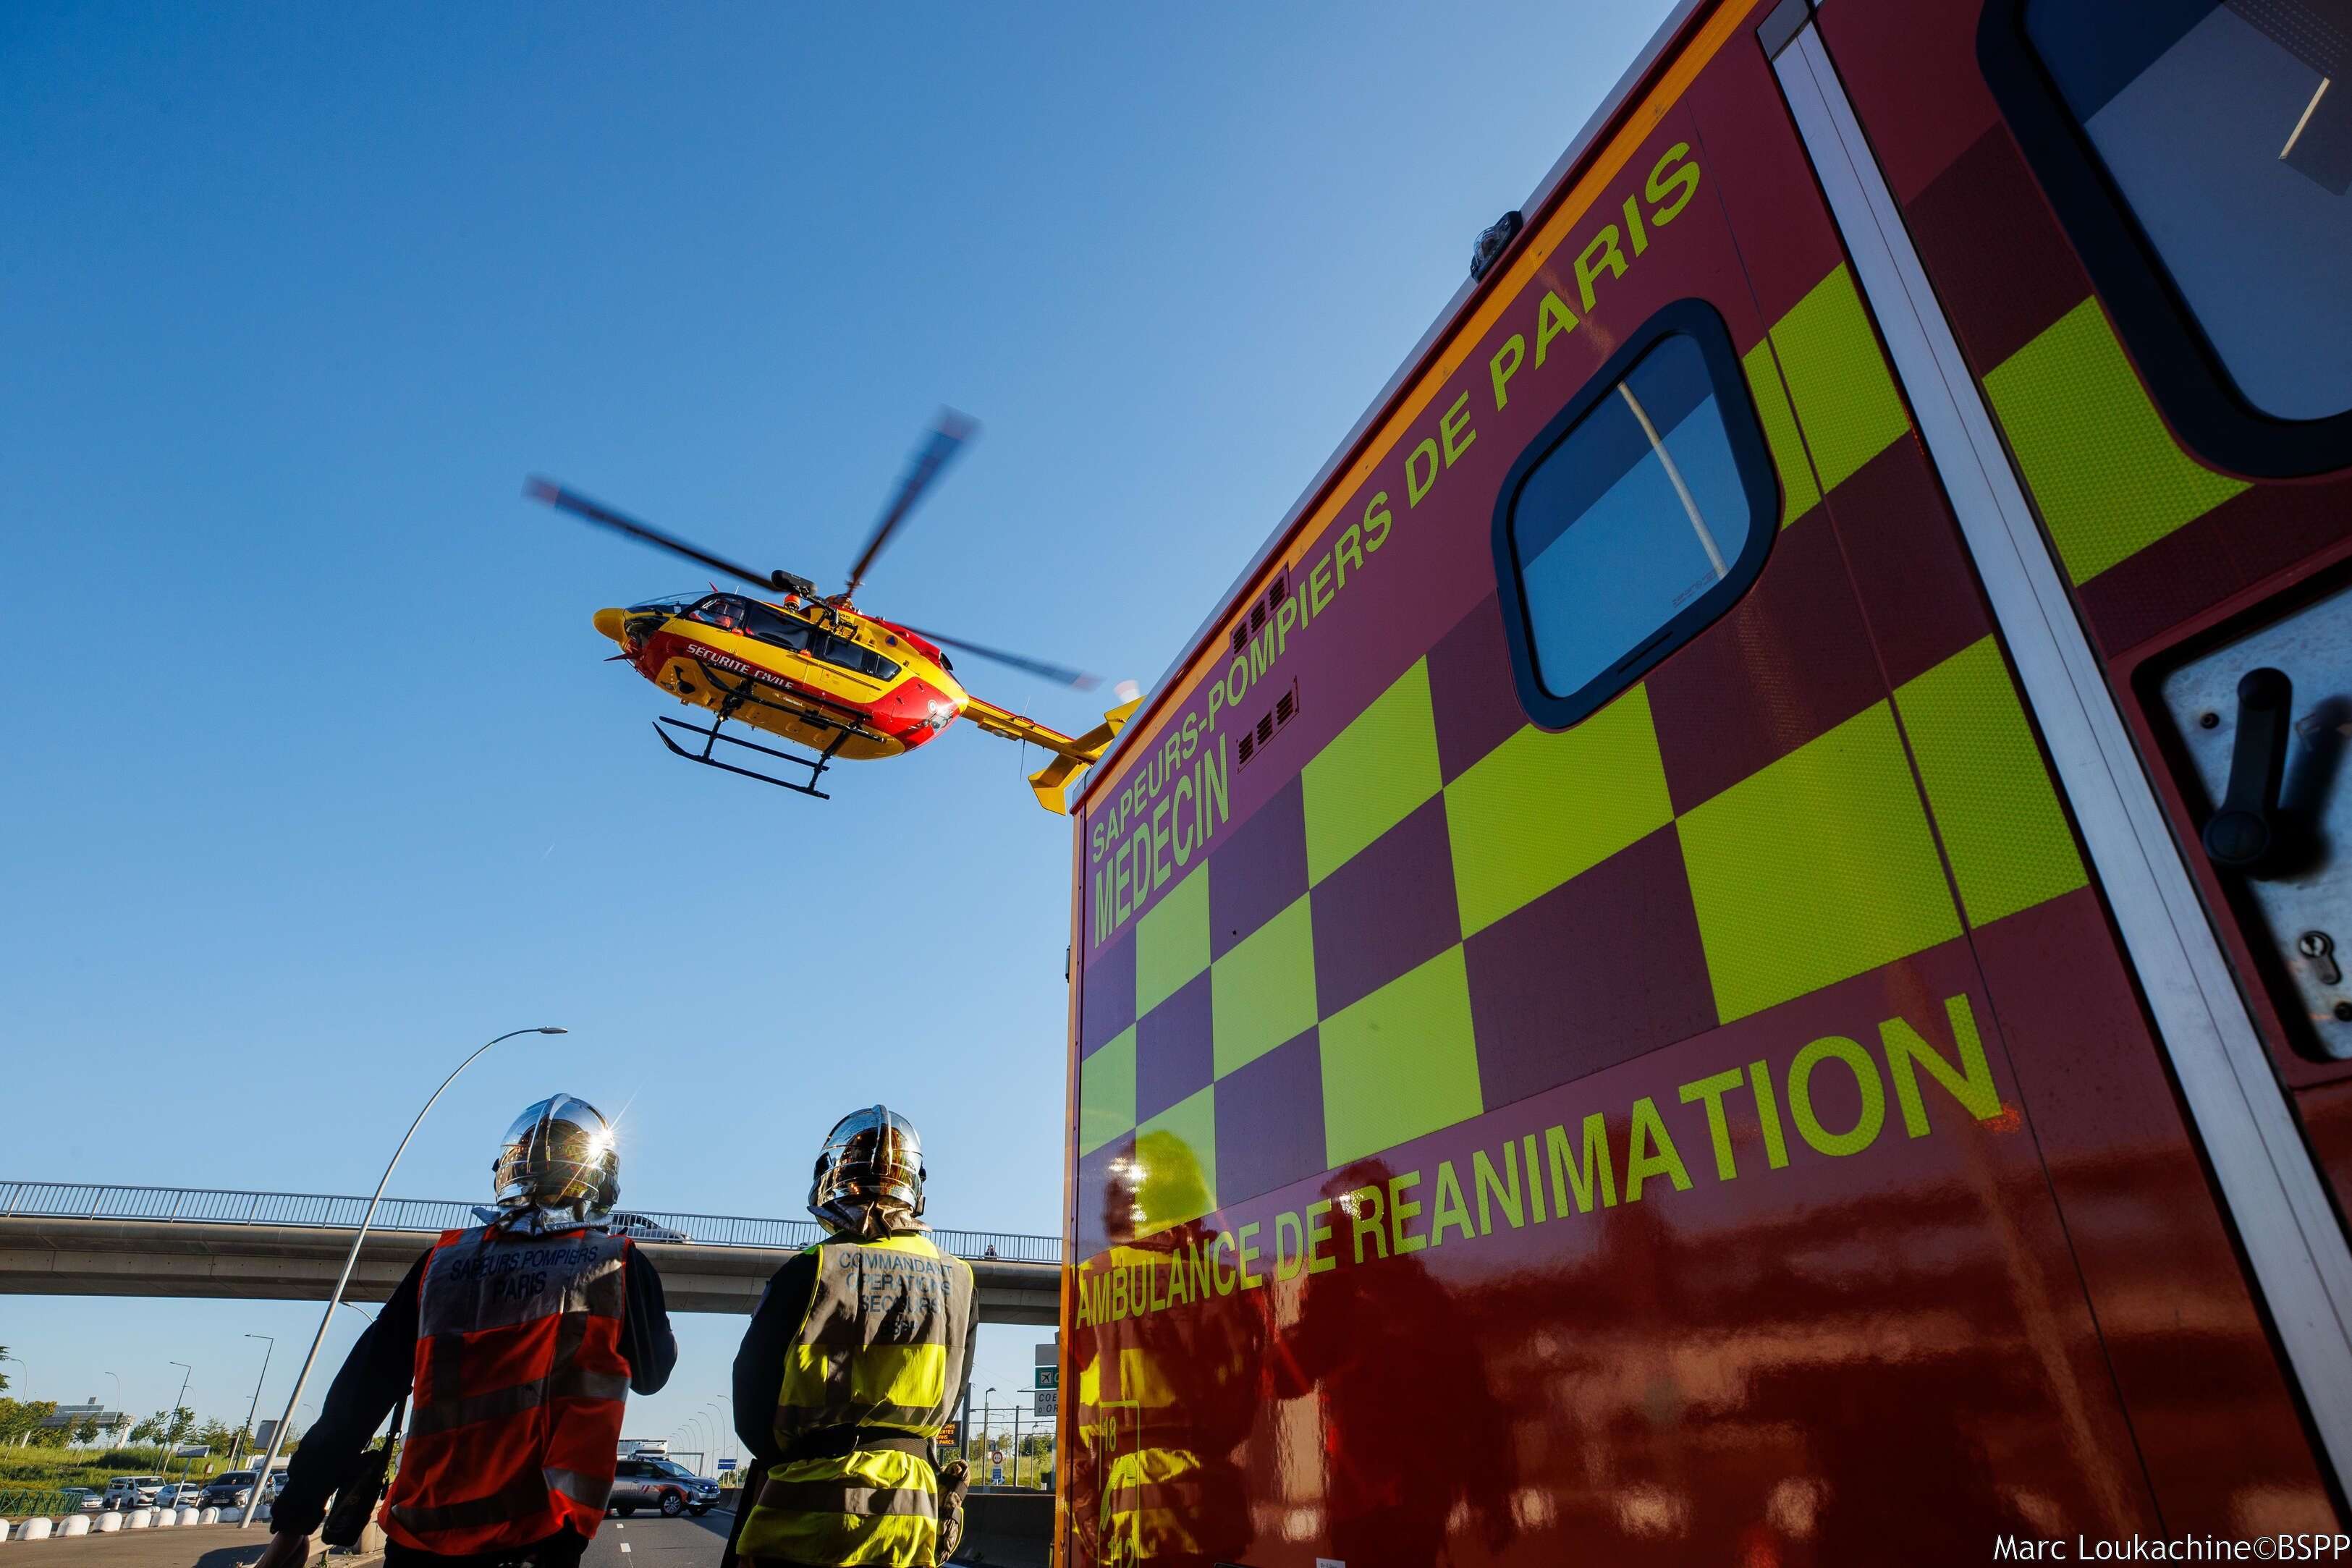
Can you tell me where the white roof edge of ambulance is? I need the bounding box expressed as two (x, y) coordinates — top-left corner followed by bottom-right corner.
(1070, 0), (1724, 810)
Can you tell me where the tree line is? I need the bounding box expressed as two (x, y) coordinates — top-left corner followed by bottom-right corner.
(0, 1353), (292, 1457)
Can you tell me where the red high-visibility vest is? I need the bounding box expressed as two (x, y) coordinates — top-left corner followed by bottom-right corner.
(381, 1224), (632, 1556)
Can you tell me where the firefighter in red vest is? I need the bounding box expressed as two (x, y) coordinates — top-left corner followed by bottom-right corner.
(256, 1094), (677, 1568)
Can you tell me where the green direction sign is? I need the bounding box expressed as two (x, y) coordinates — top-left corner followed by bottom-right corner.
(1036, 1366), (1059, 1391)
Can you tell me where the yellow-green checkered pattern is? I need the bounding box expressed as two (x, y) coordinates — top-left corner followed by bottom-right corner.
(1086, 632), (2078, 1231)
(1080, 263), (2085, 1232)
(1984, 297), (2248, 586)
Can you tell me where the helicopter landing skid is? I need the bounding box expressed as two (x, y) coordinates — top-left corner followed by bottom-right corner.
(652, 715), (842, 798)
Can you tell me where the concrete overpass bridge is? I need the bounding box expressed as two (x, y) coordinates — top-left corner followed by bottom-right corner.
(0, 1182), (1061, 1324)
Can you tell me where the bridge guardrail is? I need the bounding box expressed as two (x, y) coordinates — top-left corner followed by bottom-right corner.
(0, 1182), (1062, 1265)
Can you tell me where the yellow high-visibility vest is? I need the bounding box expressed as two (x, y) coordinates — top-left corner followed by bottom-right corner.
(737, 1232), (974, 1567)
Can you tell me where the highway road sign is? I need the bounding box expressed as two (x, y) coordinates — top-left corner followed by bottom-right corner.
(1034, 1390), (1054, 1417)
(1036, 1365), (1058, 1390)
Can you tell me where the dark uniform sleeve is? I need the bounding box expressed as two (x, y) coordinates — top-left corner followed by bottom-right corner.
(622, 1245), (678, 1395)
(271, 1249), (429, 1537)
(720, 1250), (819, 1568)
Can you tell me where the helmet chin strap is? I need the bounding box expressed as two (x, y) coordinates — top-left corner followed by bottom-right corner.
(814, 1197), (925, 1239)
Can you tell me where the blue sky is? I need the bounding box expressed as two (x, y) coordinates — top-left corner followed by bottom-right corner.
(0, 2), (1673, 1452)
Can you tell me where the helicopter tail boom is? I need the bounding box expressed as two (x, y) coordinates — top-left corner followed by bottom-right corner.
(961, 694), (1146, 814)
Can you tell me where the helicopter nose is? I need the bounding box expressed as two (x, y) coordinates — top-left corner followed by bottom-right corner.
(593, 607), (629, 643)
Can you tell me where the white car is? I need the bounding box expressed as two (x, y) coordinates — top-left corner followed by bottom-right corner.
(101, 1475), (166, 1510)
(153, 1480), (203, 1510)
(609, 1211), (689, 1242)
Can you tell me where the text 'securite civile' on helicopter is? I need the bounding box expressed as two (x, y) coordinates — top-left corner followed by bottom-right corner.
(527, 412), (1140, 813)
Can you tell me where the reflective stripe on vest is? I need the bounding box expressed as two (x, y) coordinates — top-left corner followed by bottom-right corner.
(736, 1232), (974, 1568)
(738, 1449), (941, 1567)
(380, 1226), (632, 1558)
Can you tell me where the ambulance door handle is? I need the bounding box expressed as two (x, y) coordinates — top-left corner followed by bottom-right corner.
(2203, 666), (2294, 876)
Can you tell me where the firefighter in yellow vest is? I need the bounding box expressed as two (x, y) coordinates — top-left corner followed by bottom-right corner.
(723, 1107), (977, 1568)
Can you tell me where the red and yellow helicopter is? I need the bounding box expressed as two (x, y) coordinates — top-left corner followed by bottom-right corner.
(528, 413), (1136, 813)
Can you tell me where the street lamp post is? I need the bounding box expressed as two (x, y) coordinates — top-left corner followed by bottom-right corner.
(233, 1335), (274, 1470)
(166, 1361), (193, 1480)
(238, 1025), (567, 1530)
(983, 1389), (996, 1485)
(710, 1396), (733, 1466)
(701, 1401), (724, 1465)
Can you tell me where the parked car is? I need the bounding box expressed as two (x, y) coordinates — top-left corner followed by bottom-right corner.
(154, 1480), (203, 1510)
(609, 1211), (689, 1243)
(101, 1476), (166, 1510)
(607, 1455), (720, 1517)
(200, 1470), (287, 1510)
(57, 1487), (102, 1513)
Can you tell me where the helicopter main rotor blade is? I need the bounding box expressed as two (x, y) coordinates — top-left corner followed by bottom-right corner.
(898, 622), (1101, 690)
(526, 477), (813, 597)
(839, 410), (977, 601)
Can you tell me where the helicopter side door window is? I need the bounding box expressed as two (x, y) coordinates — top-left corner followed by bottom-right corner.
(740, 601), (815, 653)
(813, 634), (899, 682)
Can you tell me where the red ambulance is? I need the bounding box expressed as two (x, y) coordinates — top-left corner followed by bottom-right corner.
(1060, 1), (2352, 1561)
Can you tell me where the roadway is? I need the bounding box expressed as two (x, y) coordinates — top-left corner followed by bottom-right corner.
(585, 1510), (736, 1568)
(0, 1496), (1044, 1567)
(0, 1514), (731, 1568)
(578, 1499), (1051, 1568)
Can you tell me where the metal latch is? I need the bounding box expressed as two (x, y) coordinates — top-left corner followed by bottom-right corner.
(2159, 583), (2352, 1059)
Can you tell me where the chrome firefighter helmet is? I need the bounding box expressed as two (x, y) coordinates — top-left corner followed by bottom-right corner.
(808, 1105), (926, 1237)
(490, 1093), (620, 1229)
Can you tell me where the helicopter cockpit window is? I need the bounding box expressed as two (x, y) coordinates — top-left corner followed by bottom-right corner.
(685, 595), (748, 630)
(740, 601), (815, 653)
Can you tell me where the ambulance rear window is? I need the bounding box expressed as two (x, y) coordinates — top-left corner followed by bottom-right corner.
(2023, 0), (2351, 422)
(1494, 302), (1776, 730)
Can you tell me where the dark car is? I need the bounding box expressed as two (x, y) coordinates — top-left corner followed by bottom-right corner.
(607, 1455), (720, 1517)
(200, 1470), (286, 1512)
